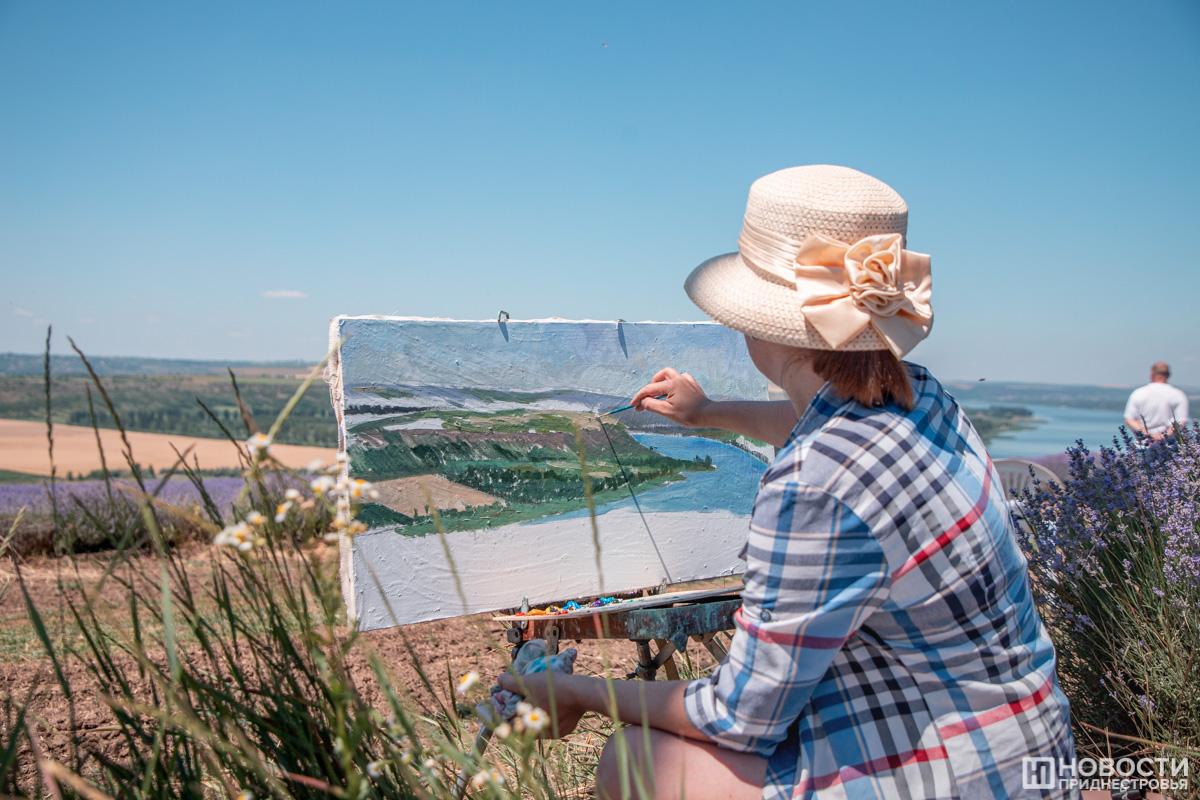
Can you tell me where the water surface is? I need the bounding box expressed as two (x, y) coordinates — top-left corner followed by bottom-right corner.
(551, 433), (767, 521)
(985, 404), (1127, 458)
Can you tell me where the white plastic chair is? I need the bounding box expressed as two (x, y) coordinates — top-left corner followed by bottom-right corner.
(993, 458), (1062, 537)
(993, 458), (1062, 497)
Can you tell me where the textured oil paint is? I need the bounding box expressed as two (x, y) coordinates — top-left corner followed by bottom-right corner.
(327, 317), (770, 629)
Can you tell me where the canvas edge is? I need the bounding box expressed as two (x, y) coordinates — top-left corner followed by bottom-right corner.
(330, 314), (728, 326)
(326, 316), (361, 627)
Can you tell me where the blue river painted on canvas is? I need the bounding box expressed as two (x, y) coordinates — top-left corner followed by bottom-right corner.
(549, 433), (768, 522)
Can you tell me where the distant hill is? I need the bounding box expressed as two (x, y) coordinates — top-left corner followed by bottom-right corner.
(4, 352), (1197, 414)
(0, 353), (316, 378)
(944, 380), (1199, 413)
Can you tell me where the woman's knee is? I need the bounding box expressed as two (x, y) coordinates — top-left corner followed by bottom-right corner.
(596, 726), (767, 800)
(595, 726), (655, 800)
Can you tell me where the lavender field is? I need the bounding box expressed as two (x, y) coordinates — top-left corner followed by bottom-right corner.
(0, 472), (324, 555)
(0, 476), (249, 517)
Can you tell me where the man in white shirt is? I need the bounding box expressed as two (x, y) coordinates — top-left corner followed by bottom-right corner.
(1124, 361), (1190, 438)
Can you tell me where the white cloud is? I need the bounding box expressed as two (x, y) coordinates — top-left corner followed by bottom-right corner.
(79, 317), (94, 324)
(12, 308), (32, 317)
(261, 290), (307, 299)
(147, 315), (163, 324)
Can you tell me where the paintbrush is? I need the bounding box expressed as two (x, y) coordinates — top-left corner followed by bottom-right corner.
(596, 395), (665, 417)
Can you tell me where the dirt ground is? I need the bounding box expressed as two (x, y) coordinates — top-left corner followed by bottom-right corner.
(0, 544), (721, 793)
(0, 419), (337, 476)
(0, 550), (1154, 800)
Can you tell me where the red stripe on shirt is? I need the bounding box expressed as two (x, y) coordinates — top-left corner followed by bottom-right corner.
(894, 465), (993, 580)
(939, 672), (1057, 739)
(789, 674), (1054, 792)
(796, 745), (951, 793)
(734, 607), (845, 650)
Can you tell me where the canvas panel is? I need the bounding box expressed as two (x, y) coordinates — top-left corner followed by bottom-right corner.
(326, 316), (770, 630)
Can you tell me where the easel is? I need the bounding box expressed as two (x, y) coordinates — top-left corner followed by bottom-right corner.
(494, 585), (741, 677)
(455, 585), (742, 796)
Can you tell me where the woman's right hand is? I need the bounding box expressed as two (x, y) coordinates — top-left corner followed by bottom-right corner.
(630, 368), (714, 428)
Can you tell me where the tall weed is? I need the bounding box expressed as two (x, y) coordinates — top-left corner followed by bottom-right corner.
(0, 344), (634, 799)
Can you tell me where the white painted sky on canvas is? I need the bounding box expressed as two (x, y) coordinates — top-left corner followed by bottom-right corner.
(335, 318), (767, 399)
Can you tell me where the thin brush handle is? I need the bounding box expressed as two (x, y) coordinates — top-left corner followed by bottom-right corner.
(597, 395), (665, 417)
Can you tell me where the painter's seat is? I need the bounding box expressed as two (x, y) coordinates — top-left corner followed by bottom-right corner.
(993, 458), (1062, 496)
(993, 458), (1062, 536)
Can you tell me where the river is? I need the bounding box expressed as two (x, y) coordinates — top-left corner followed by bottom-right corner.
(551, 432), (767, 521)
(542, 406), (1128, 524)
(985, 403), (1128, 458)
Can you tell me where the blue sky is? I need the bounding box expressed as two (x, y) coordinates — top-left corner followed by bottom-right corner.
(2, 1), (1197, 386)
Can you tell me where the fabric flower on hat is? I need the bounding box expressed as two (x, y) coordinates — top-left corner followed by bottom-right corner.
(843, 234), (909, 315)
(792, 232), (932, 356)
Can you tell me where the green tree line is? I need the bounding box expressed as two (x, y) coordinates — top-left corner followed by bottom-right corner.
(0, 374), (339, 447)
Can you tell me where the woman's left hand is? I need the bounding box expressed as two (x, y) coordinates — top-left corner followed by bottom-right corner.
(496, 671), (585, 738)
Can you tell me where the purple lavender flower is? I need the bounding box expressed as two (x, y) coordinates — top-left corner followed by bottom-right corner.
(0, 474), (310, 521)
(1018, 420), (1200, 753)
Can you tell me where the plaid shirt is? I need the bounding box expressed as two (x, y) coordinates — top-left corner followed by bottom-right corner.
(684, 364), (1077, 800)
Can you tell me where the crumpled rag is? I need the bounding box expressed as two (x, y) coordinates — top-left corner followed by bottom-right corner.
(476, 638), (577, 728)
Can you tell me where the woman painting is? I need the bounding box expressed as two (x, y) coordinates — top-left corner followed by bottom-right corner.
(499, 165), (1077, 800)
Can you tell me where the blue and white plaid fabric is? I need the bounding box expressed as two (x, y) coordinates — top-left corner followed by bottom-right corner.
(684, 364), (1077, 800)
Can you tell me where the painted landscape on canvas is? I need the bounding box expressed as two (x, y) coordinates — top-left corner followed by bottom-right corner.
(342, 383), (772, 537)
(331, 317), (772, 628)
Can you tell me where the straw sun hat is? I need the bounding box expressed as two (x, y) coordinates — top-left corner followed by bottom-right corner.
(685, 165), (933, 357)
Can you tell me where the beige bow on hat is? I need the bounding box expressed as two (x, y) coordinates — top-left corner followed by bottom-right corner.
(738, 218), (932, 357)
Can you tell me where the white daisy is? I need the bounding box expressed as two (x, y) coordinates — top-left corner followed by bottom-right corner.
(520, 706), (547, 735)
(456, 671), (480, 695)
(246, 432), (273, 459)
(214, 521), (254, 550)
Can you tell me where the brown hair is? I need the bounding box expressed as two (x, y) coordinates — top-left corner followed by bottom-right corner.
(810, 349), (914, 411)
